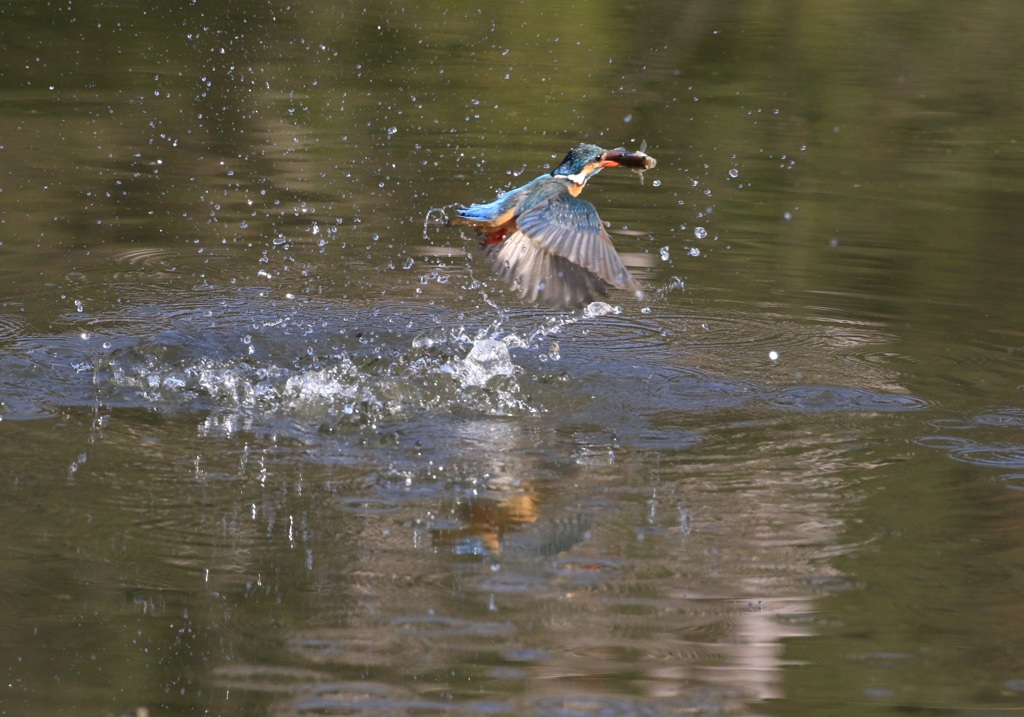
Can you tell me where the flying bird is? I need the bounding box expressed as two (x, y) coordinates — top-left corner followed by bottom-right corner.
(450, 143), (656, 309)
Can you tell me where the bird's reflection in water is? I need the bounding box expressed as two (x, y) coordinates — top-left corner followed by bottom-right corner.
(431, 473), (590, 558)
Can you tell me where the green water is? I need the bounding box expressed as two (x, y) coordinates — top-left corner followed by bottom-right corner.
(2, 2), (1024, 715)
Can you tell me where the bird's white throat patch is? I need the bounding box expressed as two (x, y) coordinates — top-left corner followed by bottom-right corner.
(553, 172), (592, 196)
(556, 170), (590, 185)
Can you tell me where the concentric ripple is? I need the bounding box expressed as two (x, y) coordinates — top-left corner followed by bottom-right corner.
(768, 385), (929, 413)
(948, 445), (1024, 469)
(0, 312), (26, 340)
(917, 406), (1024, 472)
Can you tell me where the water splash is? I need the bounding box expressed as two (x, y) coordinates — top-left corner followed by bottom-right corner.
(582, 302), (618, 319)
(448, 338), (516, 387)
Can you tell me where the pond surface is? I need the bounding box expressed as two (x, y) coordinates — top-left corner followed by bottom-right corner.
(3, 2), (1024, 715)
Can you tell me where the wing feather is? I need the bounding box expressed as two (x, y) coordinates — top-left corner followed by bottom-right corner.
(515, 193), (641, 294)
(483, 231), (613, 309)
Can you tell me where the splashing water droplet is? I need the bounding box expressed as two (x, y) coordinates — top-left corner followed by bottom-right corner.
(694, 227), (707, 239)
(456, 339), (515, 387)
(582, 302), (618, 318)
(659, 246), (670, 261)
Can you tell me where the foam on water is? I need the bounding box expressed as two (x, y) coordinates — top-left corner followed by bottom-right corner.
(93, 322), (537, 429)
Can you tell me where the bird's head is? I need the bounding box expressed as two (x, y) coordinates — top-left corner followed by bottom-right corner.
(552, 143), (657, 189)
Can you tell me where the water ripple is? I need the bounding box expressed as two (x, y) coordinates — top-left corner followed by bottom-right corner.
(918, 406), (1024, 471)
(768, 385), (928, 413)
(1001, 474), (1024, 492)
(110, 246), (180, 267)
(972, 409), (1024, 428)
(949, 445), (1024, 469)
(914, 435), (975, 450)
(0, 312), (26, 340)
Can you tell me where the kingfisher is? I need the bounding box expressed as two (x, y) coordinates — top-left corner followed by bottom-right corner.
(450, 143), (656, 309)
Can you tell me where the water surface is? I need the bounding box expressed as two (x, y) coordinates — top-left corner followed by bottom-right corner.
(3, 2), (1024, 715)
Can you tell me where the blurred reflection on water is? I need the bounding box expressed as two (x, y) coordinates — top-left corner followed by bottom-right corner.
(2, 1), (1024, 716)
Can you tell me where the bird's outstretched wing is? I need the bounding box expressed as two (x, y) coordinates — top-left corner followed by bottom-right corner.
(483, 231), (614, 308)
(483, 193), (641, 309)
